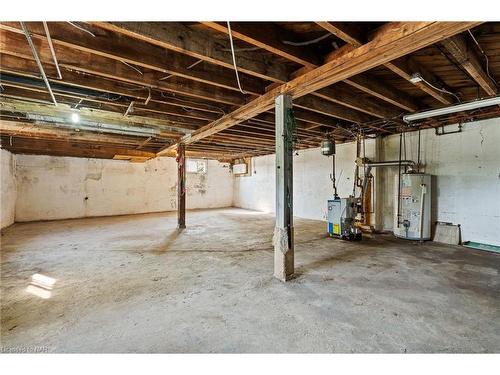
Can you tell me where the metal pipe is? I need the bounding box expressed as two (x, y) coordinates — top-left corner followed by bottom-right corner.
(397, 133), (403, 227)
(42, 22), (62, 80)
(362, 160), (415, 168)
(419, 183), (427, 243)
(20, 22), (57, 106)
(26, 114), (160, 137)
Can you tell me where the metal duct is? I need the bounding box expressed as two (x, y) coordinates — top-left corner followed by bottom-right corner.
(0, 73), (125, 101)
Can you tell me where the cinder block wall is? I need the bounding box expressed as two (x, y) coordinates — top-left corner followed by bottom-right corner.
(233, 118), (500, 246)
(3, 155), (234, 223)
(0, 149), (16, 229)
(233, 140), (377, 221)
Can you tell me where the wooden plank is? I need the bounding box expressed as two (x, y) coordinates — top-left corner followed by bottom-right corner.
(0, 53), (230, 115)
(441, 34), (497, 96)
(199, 23), (394, 120)
(0, 27), (251, 105)
(1, 27), (378, 130)
(90, 22), (291, 83)
(315, 22), (365, 47)
(0, 97), (189, 134)
(385, 58), (454, 104)
(316, 20), (456, 105)
(343, 74), (419, 112)
(177, 143), (186, 228)
(1, 136), (156, 158)
(157, 22), (479, 155)
(201, 22), (320, 68)
(0, 119), (151, 146)
(294, 96), (373, 123)
(0, 22), (265, 96)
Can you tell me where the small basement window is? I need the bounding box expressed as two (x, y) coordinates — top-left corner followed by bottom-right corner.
(186, 159), (207, 174)
(233, 163), (248, 176)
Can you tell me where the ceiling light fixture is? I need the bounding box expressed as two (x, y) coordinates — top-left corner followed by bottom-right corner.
(403, 96), (500, 123)
(71, 112), (79, 123)
(409, 73), (424, 83)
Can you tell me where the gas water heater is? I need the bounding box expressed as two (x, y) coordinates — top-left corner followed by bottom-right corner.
(393, 173), (432, 240)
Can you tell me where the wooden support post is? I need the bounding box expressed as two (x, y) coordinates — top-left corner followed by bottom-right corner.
(177, 143), (186, 229)
(273, 94), (294, 281)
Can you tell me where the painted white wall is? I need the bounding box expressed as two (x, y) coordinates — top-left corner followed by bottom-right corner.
(380, 118), (500, 246)
(233, 118), (500, 245)
(14, 155), (234, 222)
(233, 140), (376, 221)
(0, 149), (16, 229)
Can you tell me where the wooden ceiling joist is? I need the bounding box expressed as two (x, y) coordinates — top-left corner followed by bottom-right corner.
(316, 21), (457, 105)
(200, 22), (320, 68)
(441, 34), (498, 96)
(200, 21), (399, 119)
(158, 22), (480, 154)
(1, 25), (382, 130)
(0, 22), (265, 96)
(90, 22), (291, 83)
(1, 21), (496, 161)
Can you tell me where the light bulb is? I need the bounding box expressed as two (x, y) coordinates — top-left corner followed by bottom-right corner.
(71, 113), (79, 123)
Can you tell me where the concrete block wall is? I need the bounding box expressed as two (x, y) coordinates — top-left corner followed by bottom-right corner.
(1, 154), (234, 224)
(0, 149), (16, 229)
(233, 118), (500, 246)
(233, 140), (377, 221)
(380, 118), (500, 246)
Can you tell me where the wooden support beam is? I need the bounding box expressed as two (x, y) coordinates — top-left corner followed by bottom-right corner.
(0, 28), (251, 106)
(158, 22), (479, 154)
(0, 119), (154, 146)
(315, 85), (399, 118)
(441, 34), (497, 96)
(90, 22), (291, 83)
(0, 22), (265, 96)
(0, 97), (189, 135)
(274, 94), (294, 281)
(316, 21), (456, 106)
(315, 22), (365, 47)
(343, 74), (419, 112)
(294, 96), (373, 123)
(1, 27), (376, 130)
(384, 58), (455, 104)
(1, 136), (156, 159)
(177, 143), (186, 229)
(198, 22), (393, 120)
(201, 22), (320, 68)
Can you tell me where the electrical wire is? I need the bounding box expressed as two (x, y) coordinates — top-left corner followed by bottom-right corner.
(435, 43), (480, 96)
(221, 46), (260, 52)
(419, 75), (462, 103)
(66, 22), (96, 37)
(121, 61), (143, 75)
(159, 59), (203, 81)
(282, 33), (331, 46)
(42, 22), (62, 80)
(159, 92), (226, 115)
(226, 21), (246, 95)
(467, 29), (497, 88)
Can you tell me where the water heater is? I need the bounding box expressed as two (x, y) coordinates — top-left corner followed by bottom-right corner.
(393, 173), (432, 240)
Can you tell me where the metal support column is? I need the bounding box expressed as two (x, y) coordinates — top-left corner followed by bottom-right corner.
(177, 143), (186, 229)
(273, 94), (294, 281)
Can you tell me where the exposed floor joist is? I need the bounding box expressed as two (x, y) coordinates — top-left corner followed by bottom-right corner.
(158, 22), (480, 154)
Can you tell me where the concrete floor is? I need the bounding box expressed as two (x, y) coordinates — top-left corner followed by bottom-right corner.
(1, 208), (499, 353)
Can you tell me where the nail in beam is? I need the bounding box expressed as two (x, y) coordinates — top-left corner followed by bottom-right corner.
(177, 143), (186, 229)
(274, 94), (294, 281)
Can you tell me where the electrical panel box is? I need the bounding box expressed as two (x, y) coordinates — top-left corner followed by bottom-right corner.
(393, 173), (432, 240)
(327, 197), (361, 240)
